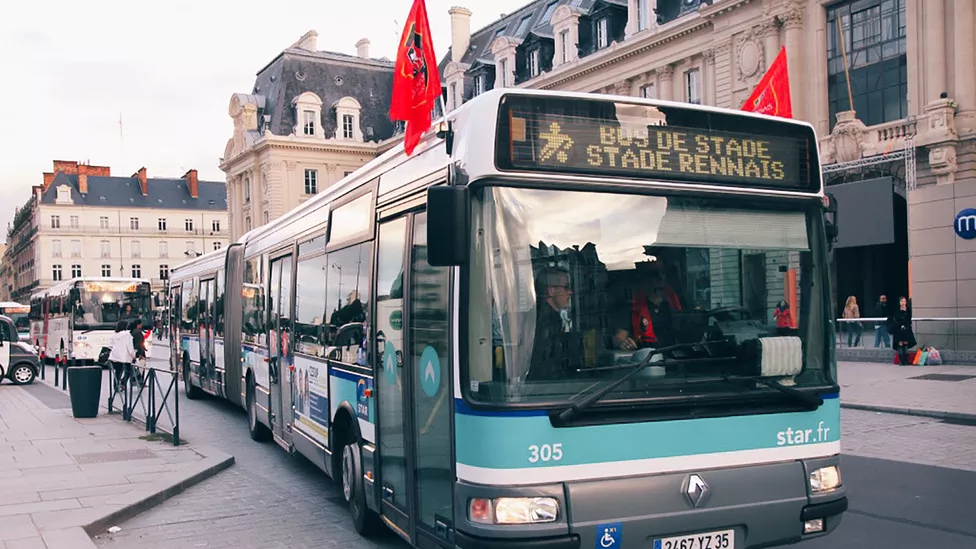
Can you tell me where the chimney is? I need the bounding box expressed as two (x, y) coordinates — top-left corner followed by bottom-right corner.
(132, 167), (147, 196)
(356, 38), (370, 59)
(293, 30), (318, 51)
(77, 163), (89, 195)
(183, 169), (199, 199)
(449, 6), (472, 63)
(42, 173), (55, 192)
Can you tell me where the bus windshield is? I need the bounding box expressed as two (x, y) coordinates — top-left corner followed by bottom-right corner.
(73, 281), (152, 330)
(466, 186), (831, 407)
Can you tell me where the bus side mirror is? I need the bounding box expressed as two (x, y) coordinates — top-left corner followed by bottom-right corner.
(427, 185), (469, 267)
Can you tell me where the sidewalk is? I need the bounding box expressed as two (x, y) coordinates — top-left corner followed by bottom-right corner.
(0, 380), (234, 549)
(839, 361), (976, 422)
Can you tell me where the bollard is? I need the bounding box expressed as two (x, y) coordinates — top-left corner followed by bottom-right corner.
(173, 369), (180, 446)
(54, 358), (59, 387)
(62, 359), (70, 390)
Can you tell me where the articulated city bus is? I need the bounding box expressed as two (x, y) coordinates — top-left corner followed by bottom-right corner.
(0, 302), (31, 341)
(29, 277), (154, 365)
(169, 88), (845, 549)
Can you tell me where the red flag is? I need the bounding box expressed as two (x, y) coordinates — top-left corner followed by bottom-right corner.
(741, 46), (792, 119)
(390, 0), (442, 156)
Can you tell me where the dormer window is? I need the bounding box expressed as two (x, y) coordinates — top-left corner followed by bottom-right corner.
(56, 185), (72, 205)
(596, 18), (609, 49)
(450, 83), (459, 110)
(291, 92), (324, 138)
(500, 58), (510, 87)
(560, 30), (569, 63)
(529, 50), (540, 77)
(333, 97), (363, 141)
(302, 110), (316, 136)
(475, 75), (485, 95)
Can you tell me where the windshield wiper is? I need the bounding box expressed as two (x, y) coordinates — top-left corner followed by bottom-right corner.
(557, 344), (689, 423)
(722, 375), (822, 410)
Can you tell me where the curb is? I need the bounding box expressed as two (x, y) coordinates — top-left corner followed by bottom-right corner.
(84, 449), (236, 538)
(840, 402), (976, 424)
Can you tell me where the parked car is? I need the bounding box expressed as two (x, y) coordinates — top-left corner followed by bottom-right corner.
(0, 314), (40, 385)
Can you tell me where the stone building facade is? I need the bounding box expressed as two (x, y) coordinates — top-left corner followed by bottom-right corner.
(438, 0), (975, 348)
(1, 160), (229, 303)
(220, 31), (403, 241)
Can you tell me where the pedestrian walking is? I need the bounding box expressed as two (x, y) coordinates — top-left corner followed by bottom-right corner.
(108, 320), (136, 385)
(842, 296), (861, 347)
(887, 296), (916, 366)
(873, 294), (891, 348)
(773, 300), (793, 336)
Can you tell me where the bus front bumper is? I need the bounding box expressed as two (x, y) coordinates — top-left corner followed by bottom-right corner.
(455, 531), (580, 549)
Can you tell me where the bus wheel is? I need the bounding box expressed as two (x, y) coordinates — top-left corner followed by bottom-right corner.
(183, 359), (203, 400)
(342, 437), (382, 536)
(246, 375), (271, 442)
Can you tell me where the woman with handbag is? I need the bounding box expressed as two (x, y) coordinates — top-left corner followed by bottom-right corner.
(887, 296), (916, 366)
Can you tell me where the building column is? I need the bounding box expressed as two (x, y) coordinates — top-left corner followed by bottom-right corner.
(953, 0), (976, 134)
(658, 64), (674, 101)
(925, 0), (947, 102)
(783, 1), (805, 120)
(761, 18), (780, 69)
(703, 49), (716, 106)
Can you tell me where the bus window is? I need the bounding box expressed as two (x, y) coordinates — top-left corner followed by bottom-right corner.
(242, 257), (266, 344)
(323, 242), (372, 365)
(294, 253), (329, 357)
(181, 280), (196, 332)
(215, 270), (225, 338)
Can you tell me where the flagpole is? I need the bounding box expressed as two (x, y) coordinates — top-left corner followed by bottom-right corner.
(835, 17), (854, 111)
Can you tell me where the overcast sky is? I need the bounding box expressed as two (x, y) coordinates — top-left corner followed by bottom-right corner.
(0, 0), (528, 241)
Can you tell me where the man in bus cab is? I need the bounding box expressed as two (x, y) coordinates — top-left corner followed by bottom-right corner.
(528, 266), (580, 381)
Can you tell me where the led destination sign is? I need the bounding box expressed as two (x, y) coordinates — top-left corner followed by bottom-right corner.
(496, 98), (818, 192)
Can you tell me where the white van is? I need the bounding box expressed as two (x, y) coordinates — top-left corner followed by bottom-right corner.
(0, 315), (40, 385)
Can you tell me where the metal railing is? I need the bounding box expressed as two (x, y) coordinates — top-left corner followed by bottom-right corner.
(40, 225), (229, 237)
(107, 364), (181, 446)
(836, 317), (976, 364)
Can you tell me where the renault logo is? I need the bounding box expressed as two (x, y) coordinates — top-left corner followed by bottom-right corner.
(683, 474), (710, 508)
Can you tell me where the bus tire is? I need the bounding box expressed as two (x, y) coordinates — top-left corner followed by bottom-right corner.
(246, 375), (271, 442)
(342, 436), (382, 537)
(183, 356), (203, 400)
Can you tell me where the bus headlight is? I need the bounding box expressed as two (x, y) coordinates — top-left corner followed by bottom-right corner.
(809, 465), (841, 493)
(468, 497), (559, 525)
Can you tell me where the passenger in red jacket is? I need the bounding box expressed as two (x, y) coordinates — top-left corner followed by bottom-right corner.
(631, 260), (683, 348)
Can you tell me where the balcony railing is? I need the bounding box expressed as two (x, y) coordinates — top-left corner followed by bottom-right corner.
(40, 225), (230, 237)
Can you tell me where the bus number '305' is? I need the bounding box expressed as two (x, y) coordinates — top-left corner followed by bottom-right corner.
(528, 443), (564, 463)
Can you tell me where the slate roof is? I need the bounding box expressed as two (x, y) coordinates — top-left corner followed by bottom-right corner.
(249, 48), (397, 142)
(438, 0), (607, 74)
(41, 172), (227, 211)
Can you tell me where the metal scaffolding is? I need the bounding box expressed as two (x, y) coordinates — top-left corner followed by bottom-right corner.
(820, 137), (917, 192)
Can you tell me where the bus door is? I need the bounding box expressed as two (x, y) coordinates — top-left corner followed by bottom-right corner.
(375, 211), (455, 546)
(198, 278), (216, 393)
(269, 253), (295, 449)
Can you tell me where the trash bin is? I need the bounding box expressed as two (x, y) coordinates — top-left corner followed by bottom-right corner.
(68, 365), (102, 418)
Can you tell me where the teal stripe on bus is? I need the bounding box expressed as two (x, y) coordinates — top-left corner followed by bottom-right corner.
(454, 398), (840, 470)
